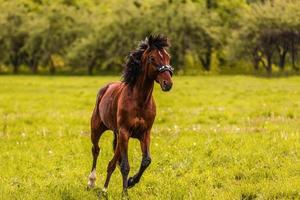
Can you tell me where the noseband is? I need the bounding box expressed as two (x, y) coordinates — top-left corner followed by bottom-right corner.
(157, 64), (174, 76)
(145, 51), (174, 76)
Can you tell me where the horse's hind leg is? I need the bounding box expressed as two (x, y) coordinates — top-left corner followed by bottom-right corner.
(103, 128), (130, 194)
(103, 141), (120, 191)
(113, 130), (122, 165)
(87, 115), (107, 189)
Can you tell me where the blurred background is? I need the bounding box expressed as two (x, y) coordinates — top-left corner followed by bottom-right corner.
(0, 0), (299, 76)
(1, 1), (300, 199)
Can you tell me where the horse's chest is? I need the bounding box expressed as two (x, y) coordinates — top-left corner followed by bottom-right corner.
(129, 115), (151, 137)
(132, 116), (146, 129)
(118, 97), (156, 135)
(119, 108), (155, 135)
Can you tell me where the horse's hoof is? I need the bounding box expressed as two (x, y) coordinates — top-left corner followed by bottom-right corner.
(127, 177), (135, 189)
(87, 170), (96, 190)
(121, 190), (129, 200)
(87, 183), (95, 190)
(87, 179), (96, 190)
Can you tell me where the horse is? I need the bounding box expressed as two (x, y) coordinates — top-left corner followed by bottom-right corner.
(87, 35), (174, 195)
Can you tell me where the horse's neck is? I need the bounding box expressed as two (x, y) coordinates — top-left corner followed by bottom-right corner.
(132, 75), (154, 106)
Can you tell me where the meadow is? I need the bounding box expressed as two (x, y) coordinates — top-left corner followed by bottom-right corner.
(0, 75), (300, 200)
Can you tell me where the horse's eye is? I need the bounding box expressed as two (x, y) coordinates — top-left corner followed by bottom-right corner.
(148, 57), (155, 64)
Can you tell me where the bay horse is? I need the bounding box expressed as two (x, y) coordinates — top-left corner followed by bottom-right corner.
(87, 35), (174, 194)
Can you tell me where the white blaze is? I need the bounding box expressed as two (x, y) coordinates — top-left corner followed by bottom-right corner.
(158, 50), (164, 59)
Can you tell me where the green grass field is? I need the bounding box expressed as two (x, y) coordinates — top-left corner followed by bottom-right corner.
(0, 76), (300, 200)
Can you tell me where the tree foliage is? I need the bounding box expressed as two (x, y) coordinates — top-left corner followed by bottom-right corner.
(0, 0), (299, 75)
(233, 0), (300, 73)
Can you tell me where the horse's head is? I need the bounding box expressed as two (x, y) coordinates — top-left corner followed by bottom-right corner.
(143, 35), (174, 92)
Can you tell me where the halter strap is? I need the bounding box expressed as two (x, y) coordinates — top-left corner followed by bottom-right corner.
(157, 64), (174, 76)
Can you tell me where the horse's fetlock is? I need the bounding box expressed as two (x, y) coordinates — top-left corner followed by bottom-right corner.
(142, 156), (151, 167)
(133, 175), (140, 183)
(92, 146), (100, 155)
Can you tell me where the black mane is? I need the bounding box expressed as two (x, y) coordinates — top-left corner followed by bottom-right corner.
(122, 35), (170, 86)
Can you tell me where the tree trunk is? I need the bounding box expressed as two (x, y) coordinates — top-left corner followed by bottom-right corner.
(200, 46), (212, 71)
(291, 40), (298, 71)
(253, 59), (259, 70)
(266, 53), (272, 74)
(11, 54), (19, 74)
(49, 58), (56, 75)
(276, 43), (288, 70)
(87, 58), (96, 75)
(30, 59), (38, 74)
(13, 64), (18, 74)
(88, 64), (93, 75)
(252, 49), (260, 70)
(260, 58), (267, 69)
(278, 50), (287, 70)
(31, 64), (38, 74)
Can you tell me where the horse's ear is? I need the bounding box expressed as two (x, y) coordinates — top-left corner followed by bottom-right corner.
(148, 35), (154, 47)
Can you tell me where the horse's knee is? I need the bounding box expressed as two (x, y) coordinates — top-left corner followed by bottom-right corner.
(142, 156), (151, 168)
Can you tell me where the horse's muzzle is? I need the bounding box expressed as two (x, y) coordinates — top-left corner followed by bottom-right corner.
(161, 80), (173, 92)
(156, 66), (173, 92)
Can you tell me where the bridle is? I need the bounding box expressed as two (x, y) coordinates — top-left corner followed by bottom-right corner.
(147, 57), (174, 76)
(157, 64), (174, 76)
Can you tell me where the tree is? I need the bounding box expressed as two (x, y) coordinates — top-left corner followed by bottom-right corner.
(0, 1), (28, 73)
(233, 0), (300, 73)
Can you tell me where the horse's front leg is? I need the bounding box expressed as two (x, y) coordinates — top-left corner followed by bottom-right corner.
(119, 128), (130, 194)
(128, 131), (151, 188)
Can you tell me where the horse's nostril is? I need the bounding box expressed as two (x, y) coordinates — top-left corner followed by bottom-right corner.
(161, 80), (172, 91)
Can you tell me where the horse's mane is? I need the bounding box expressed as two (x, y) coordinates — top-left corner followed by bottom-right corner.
(122, 35), (170, 86)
